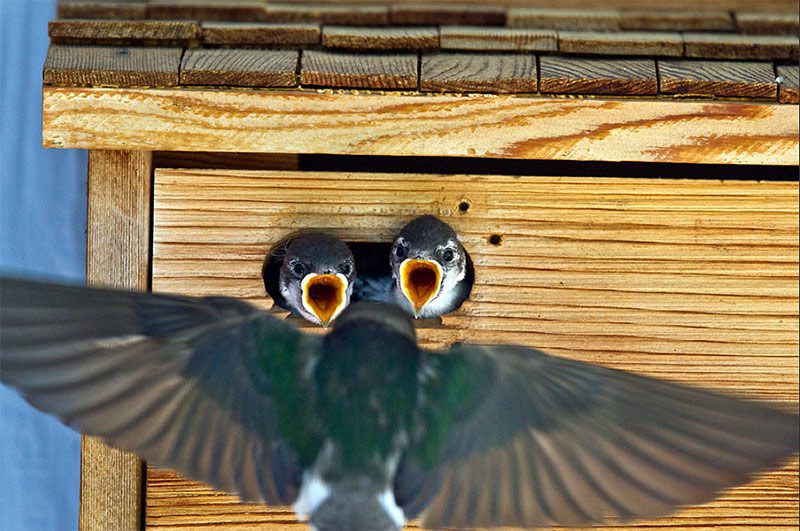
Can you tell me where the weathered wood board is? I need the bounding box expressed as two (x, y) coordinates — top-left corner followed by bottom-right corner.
(148, 169), (798, 528)
(42, 87), (799, 165)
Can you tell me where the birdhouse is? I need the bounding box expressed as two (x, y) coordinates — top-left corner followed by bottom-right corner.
(43, 0), (798, 528)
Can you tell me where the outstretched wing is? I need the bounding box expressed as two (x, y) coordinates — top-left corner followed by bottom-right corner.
(400, 343), (799, 528)
(0, 277), (323, 505)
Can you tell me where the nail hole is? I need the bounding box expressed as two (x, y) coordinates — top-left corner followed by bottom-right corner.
(488, 234), (502, 246)
(458, 201), (471, 213)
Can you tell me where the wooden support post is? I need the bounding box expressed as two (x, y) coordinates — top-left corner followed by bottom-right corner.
(81, 150), (153, 531)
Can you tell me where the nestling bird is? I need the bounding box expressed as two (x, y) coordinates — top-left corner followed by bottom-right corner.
(389, 215), (473, 318)
(1, 277), (798, 531)
(263, 233), (355, 328)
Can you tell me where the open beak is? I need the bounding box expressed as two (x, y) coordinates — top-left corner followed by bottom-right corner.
(399, 259), (442, 318)
(301, 273), (349, 328)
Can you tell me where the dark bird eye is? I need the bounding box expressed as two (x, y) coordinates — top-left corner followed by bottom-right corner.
(442, 249), (455, 263)
(291, 262), (306, 277)
(394, 244), (407, 259)
(340, 263), (352, 276)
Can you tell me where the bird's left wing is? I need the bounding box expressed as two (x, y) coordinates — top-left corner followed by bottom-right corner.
(0, 277), (323, 505)
(397, 342), (799, 528)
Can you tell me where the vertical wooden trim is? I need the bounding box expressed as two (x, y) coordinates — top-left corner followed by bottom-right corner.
(81, 150), (153, 531)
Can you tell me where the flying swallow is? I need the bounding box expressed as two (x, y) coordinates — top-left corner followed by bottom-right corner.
(1, 277), (797, 530)
(389, 215), (473, 318)
(263, 233), (355, 328)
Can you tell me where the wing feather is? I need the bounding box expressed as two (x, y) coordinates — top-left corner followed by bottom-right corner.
(0, 277), (316, 505)
(406, 343), (799, 528)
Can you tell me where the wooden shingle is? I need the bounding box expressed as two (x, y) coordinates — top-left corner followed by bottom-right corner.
(735, 12), (800, 35)
(49, 19), (201, 45)
(201, 22), (320, 46)
(659, 60), (777, 99)
(777, 65), (799, 104)
(440, 26), (557, 52)
(43, 45), (182, 86)
(390, 5), (506, 26)
(684, 34), (799, 61)
(420, 53), (536, 93)
(300, 50), (417, 90)
(507, 8), (621, 31)
(559, 31), (683, 57)
(619, 10), (733, 31)
(180, 48), (298, 87)
(322, 26), (438, 51)
(147, 0), (267, 22)
(57, 1), (147, 20)
(261, 4), (389, 26)
(540, 56), (657, 95)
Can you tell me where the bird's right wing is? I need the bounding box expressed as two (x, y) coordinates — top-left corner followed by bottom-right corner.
(399, 342), (799, 528)
(0, 277), (324, 505)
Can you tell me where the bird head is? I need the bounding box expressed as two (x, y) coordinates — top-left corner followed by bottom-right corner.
(279, 234), (355, 328)
(390, 215), (467, 318)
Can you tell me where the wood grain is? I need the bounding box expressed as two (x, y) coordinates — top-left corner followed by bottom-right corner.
(559, 31), (684, 57)
(322, 26), (438, 51)
(735, 12), (800, 35)
(82, 150), (153, 530)
(540, 56), (657, 96)
(619, 10), (733, 31)
(389, 4), (506, 26)
(180, 48), (299, 87)
(148, 168), (799, 528)
(778, 65), (800, 104)
(439, 26), (556, 52)
(146, 0), (267, 22)
(43, 45), (183, 87)
(41, 87), (800, 165)
(684, 33), (800, 61)
(201, 22), (320, 46)
(507, 8), (622, 31)
(420, 53), (536, 94)
(658, 60), (778, 99)
(300, 50), (417, 89)
(57, 1), (147, 20)
(49, 19), (201, 46)
(262, 4), (389, 26)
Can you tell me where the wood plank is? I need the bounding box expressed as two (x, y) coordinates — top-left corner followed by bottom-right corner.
(42, 87), (800, 165)
(439, 26), (556, 52)
(540, 56), (657, 96)
(43, 45), (182, 87)
(736, 12), (800, 35)
(58, 1), (147, 19)
(420, 53), (536, 94)
(778, 65), (800, 104)
(684, 33), (800, 61)
(201, 22), (320, 46)
(559, 31), (684, 57)
(507, 8), (622, 31)
(300, 50), (417, 89)
(49, 19), (201, 46)
(389, 4), (506, 26)
(659, 60), (778, 99)
(619, 10), (733, 31)
(146, 0), (267, 22)
(262, 4), (389, 26)
(282, 0), (798, 10)
(322, 26), (438, 51)
(82, 150), (152, 530)
(180, 48), (298, 87)
(148, 168), (799, 527)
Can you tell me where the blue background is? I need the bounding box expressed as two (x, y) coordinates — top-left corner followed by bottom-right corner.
(1, 1), (86, 528)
